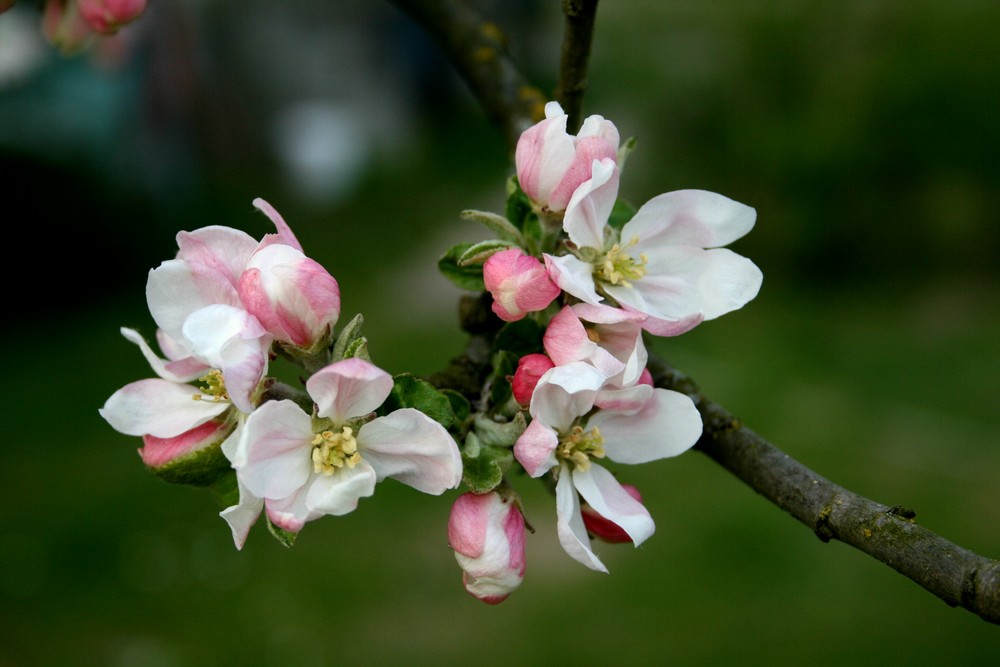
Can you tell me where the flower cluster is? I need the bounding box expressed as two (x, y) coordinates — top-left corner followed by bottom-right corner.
(2, 0), (147, 55)
(439, 101), (761, 602)
(100, 198), (463, 549)
(102, 102), (761, 605)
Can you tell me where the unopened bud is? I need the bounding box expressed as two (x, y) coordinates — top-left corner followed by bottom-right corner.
(448, 491), (526, 604)
(77, 0), (146, 34)
(510, 353), (554, 405)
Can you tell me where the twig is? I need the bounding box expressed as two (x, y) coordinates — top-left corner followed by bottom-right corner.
(387, 0), (548, 147)
(646, 350), (1000, 625)
(555, 0), (600, 133)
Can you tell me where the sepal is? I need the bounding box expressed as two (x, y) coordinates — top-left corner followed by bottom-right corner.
(266, 515), (298, 548)
(147, 439), (234, 487)
(460, 209), (525, 245)
(460, 432), (514, 494)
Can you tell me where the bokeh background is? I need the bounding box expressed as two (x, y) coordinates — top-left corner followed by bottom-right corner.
(2, 1), (999, 665)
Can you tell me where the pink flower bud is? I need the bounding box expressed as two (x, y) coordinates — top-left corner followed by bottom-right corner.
(483, 248), (560, 322)
(238, 243), (341, 349)
(638, 367), (654, 387)
(77, 0), (146, 34)
(581, 484), (644, 543)
(515, 101), (620, 213)
(511, 353), (554, 405)
(448, 491), (526, 604)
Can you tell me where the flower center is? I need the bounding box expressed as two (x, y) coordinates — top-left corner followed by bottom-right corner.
(557, 424), (605, 471)
(193, 369), (229, 402)
(311, 426), (362, 475)
(595, 238), (648, 288)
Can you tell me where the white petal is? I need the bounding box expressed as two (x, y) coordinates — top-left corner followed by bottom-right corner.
(100, 378), (229, 438)
(589, 388), (702, 464)
(238, 400), (314, 500)
(219, 477), (263, 550)
(306, 358), (394, 422)
(544, 253), (604, 306)
(264, 486), (320, 533)
(556, 466), (607, 572)
(562, 158), (618, 249)
(529, 362), (605, 431)
(573, 463), (655, 546)
(304, 461), (378, 516)
(622, 189), (756, 249)
(607, 246), (762, 322)
(120, 327), (207, 382)
(357, 409), (462, 494)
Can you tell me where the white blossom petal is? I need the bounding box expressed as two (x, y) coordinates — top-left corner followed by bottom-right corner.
(306, 358), (394, 422)
(120, 327), (208, 382)
(572, 463), (655, 546)
(562, 158), (619, 250)
(513, 419), (559, 478)
(100, 378), (229, 438)
(544, 253), (604, 306)
(589, 388), (702, 464)
(238, 400), (314, 500)
(357, 409), (462, 494)
(622, 189), (756, 249)
(304, 461), (378, 516)
(555, 466), (607, 572)
(219, 477), (263, 550)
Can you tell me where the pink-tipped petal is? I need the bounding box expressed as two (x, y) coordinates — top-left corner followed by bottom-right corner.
(357, 409), (462, 494)
(252, 197), (303, 252)
(306, 358), (394, 422)
(513, 418), (560, 478)
(237, 400), (314, 500)
(139, 420), (229, 468)
(589, 388), (702, 464)
(622, 189), (757, 249)
(573, 465), (655, 547)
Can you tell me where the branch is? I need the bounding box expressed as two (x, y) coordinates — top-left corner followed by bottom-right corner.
(646, 350), (1000, 625)
(388, 0), (548, 147)
(555, 0), (600, 133)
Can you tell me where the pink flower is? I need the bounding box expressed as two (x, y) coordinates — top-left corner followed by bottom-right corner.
(543, 303), (649, 389)
(515, 101), (620, 214)
(510, 353), (555, 405)
(483, 248), (560, 322)
(223, 358), (463, 533)
(513, 362), (702, 571)
(448, 491), (526, 604)
(77, 0), (146, 34)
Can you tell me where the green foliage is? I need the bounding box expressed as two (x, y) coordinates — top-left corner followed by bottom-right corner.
(439, 243), (487, 292)
(457, 238), (519, 266)
(460, 431), (514, 493)
(384, 373), (456, 429)
(150, 440), (233, 488)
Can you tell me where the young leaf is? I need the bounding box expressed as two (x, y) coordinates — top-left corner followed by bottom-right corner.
(331, 313), (364, 362)
(439, 243), (486, 292)
(460, 432), (514, 494)
(384, 373), (456, 428)
(267, 517), (297, 548)
(457, 239), (518, 267)
(461, 209), (525, 245)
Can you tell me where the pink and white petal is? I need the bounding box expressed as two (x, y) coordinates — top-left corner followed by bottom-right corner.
(547, 136), (619, 212)
(513, 419), (559, 477)
(621, 189), (757, 249)
(562, 158), (619, 250)
(238, 400), (314, 500)
(544, 253), (604, 306)
(556, 466), (608, 572)
(542, 306), (594, 365)
(139, 419), (229, 467)
(100, 378), (230, 438)
(572, 463), (655, 547)
(589, 388), (702, 464)
(306, 358), (393, 422)
(175, 225), (258, 288)
(264, 486), (320, 533)
(515, 106), (574, 204)
(568, 302), (644, 325)
(304, 461), (378, 516)
(357, 409), (462, 494)
(621, 307), (704, 337)
(593, 383), (653, 414)
(576, 112), (620, 149)
(252, 197), (303, 252)
(606, 246), (763, 322)
(146, 260), (216, 341)
(219, 477), (263, 550)
(529, 362), (604, 430)
(120, 327), (207, 382)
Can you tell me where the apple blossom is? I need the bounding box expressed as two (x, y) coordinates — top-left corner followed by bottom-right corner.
(516, 101), (620, 214)
(513, 362), (702, 571)
(482, 247), (560, 322)
(448, 491), (526, 604)
(224, 358), (462, 533)
(544, 163), (762, 335)
(543, 302), (649, 388)
(77, 0), (146, 34)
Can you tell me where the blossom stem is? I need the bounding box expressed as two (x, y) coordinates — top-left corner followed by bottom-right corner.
(556, 0), (600, 133)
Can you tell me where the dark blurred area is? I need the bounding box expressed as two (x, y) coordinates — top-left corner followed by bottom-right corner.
(2, 2), (998, 666)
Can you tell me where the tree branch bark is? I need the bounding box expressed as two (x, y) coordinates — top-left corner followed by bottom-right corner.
(555, 0), (599, 133)
(390, 0), (1000, 626)
(388, 0), (548, 148)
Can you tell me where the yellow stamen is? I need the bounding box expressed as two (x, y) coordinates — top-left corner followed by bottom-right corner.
(595, 237), (648, 288)
(557, 425), (605, 472)
(311, 426), (362, 476)
(192, 369), (229, 402)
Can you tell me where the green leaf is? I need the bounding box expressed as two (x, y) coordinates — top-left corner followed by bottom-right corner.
(267, 517), (298, 548)
(439, 243), (486, 292)
(457, 239), (518, 266)
(505, 174), (533, 231)
(150, 440), (233, 487)
(460, 432), (514, 493)
(474, 411), (527, 448)
(617, 135), (638, 172)
(440, 388), (471, 423)
(384, 373), (456, 428)
(342, 336), (369, 361)
(461, 209), (525, 245)
(494, 318), (545, 357)
(331, 313), (364, 362)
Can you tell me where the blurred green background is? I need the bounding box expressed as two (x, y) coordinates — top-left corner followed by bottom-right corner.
(2, 1), (999, 665)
